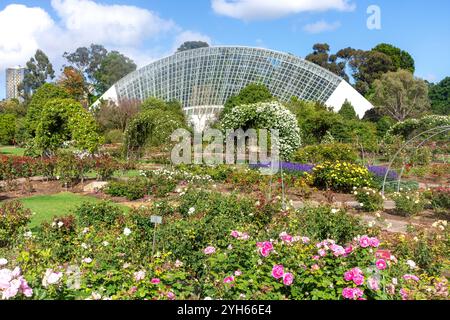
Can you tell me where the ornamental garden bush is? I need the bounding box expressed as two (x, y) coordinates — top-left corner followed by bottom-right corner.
(392, 191), (426, 217)
(220, 101), (301, 159)
(293, 143), (358, 164)
(311, 161), (374, 192)
(353, 187), (385, 212)
(0, 201), (32, 248)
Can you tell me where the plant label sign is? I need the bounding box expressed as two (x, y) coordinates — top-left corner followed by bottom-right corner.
(151, 215), (162, 224)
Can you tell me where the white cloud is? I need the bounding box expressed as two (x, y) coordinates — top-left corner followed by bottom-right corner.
(51, 0), (175, 46)
(0, 1), (211, 99)
(303, 20), (341, 33)
(211, 0), (355, 21)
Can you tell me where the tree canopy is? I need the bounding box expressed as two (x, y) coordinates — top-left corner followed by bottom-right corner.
(25, 83), (71, 137)
(22, 49), (55, 93)
(372, 43), (415, 73)
(177, 41), (210, 52)
(305, 44), (348, 81)
(221, 83), (274, 119)
(428, 77), (450, 115)
(371, 70), (430, 122)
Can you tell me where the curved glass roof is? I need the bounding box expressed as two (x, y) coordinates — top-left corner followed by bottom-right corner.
(112, 46), (344, 110)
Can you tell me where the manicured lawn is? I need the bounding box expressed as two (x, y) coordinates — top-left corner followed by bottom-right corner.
(0, 145), (26, 156)
(20, 192), (128, 229)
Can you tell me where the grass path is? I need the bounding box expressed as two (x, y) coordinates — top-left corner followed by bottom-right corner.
(0, 145), (26, 156)
(19, 192), (128, 229)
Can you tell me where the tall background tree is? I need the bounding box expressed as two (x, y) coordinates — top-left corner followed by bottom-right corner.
(371, 69), (430, 121)
(428, 77), (450, 115)
(176, 41), (209, 52)
(63, 44), (136, 98)
(305, 44), (348, 81)
(94, 51), (137, 95)
(372, 43), (415, 73)
(58, 67), (89, 106)
(21, 49), (55, 93)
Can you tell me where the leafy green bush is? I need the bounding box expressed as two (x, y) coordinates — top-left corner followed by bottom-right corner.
(0, 113), (17, 145)
(293, 205), (365, 244)
(353, 187), (384, 212)
(105, 178), (148, 200)
(75, 201), (123, 227)
(0, 201), (32, 247)
(104, 129), (124, 144)
(293, 143), (358, 164)
(392, 191), (425, 217)
(311, 161), (374, 192)
(428, 187), (450, 218)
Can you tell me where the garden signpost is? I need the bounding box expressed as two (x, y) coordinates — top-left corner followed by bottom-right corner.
(150, 215), (162, 260)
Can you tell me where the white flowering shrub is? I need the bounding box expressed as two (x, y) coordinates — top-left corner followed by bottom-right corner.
(221, 101), (301, 159)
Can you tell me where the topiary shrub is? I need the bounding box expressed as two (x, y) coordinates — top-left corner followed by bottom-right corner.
(104, 178), (148, 200)
(293, 143), (358, 164)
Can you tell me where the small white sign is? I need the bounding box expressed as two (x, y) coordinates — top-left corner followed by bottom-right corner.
(150, 216), (162, 224)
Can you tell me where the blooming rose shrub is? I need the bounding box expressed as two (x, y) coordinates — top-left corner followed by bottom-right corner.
(392, 191), (426, 217)
(75, 201), (123, 227)
(290, 206), (365, 244)
(354, 187), (385, 212)
(0, 201), (32, 248)
(312, 161), (373, 192)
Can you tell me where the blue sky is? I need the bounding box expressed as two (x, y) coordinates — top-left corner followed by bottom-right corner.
(1, 0), (449, 99)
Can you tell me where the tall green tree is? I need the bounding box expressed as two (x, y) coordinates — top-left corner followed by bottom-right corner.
(220, 83), (273, 119)
(428, 77), (450, 115)
(306, 44), (348, 81)
(338, 100), (358, 120)
(94, 51), (137, 95)
(372, 43), (415, 73)
(22, 49), (55, 92)
(177, 41), (209, 52)
(25, 83), (70, 137)
(371, 70), (430, 121)
(63, 44), (108, 83)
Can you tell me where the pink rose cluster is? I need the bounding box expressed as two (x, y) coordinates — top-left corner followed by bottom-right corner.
(257, 241), (274, 257)
(344, 267), (365, 286)
(278, 232), (310, 245)
(358, 235), (380, 248)
(403, 274), (419, 282)
(315, 240), (352, 258)
(204, 246), (216, 255)
(271, 265), (294, 286)
(230, 230), (250, 240)
(223, 270), (242, 284)
(342, 287), (365, 300)
(0, 266), (33, 300)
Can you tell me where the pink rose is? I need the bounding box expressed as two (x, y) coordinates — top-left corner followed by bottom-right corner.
(204, 246), (216, 255)
(369, 237), (380, 248)
(376, 259), (387, 270)
(167, 291), (175, 300)
(400, 288), (409, 300)
(223, 276), (234, 283)
(282, 273), (294, 286)
(312, 255), (320, 260)
(151, 278), (161, 284)
(368, 277), (380, 291)
(133, 270), (146, 282)
(257, 242), (274, 257)
(234, 270), (242, 277)
(231, 231), (240, 238)
(344, 271), (354, 281)
(345, 246), (353, 255)
(403, 274), (419, 282)
(359, 236), (371, 248)
(318, 249), (326, 257)
(342, 287), (364, 300)
(271, 265), (284, 279)
(353, 274), (365, 286)
(331, 245), (346, 257)
(311, 264), (320, 271)
(302, 237), (310, 244)
(279, 232), (293, 243)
